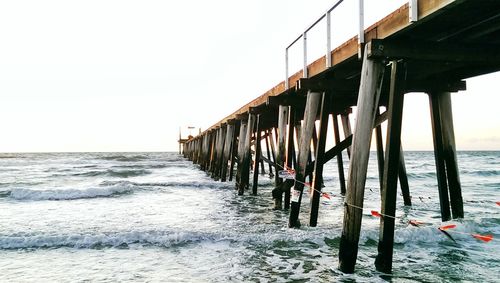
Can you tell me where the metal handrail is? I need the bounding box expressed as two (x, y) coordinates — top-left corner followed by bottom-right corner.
(284, 0), (418, 89)
(285, 0), (345, 89)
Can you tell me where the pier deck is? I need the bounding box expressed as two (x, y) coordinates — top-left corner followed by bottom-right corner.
(206, 0), (500, 132)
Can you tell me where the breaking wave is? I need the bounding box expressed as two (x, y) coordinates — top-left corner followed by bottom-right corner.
(72, 169), (152, 178)
(462, 169), (500, 177)
(362, 219), (496, 245)
(130, 180), (235, 190)
(98, 154), (151, 162)
(0, 230), (213, 250)
(0, 226), (335, 250)
(0, 178), (235, 202)
(0, 221), (492, 251)
(407, 172), (437, 179)
(5, 182), (137, 201)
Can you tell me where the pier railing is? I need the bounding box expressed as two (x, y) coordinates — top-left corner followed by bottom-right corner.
(285, 0), (419, 89)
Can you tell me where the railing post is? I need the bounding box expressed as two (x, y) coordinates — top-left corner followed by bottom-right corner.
(358, 0), (364, 58)
(326, 11), (332, 68)
(303, 32), (308, 78)
(409, 0), (418, 22)
(285, 48), (289, 89)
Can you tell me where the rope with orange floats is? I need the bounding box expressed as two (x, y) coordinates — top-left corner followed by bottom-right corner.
(275, 161), (496, 243)
(344, 202), (496, 243)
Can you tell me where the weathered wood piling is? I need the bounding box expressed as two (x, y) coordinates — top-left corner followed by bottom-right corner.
(181, 0), (500, 275)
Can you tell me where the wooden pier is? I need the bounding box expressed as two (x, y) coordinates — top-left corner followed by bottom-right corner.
(181, 0), (500, 274)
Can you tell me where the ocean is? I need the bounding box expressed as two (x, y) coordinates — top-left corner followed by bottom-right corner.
(0, 151), (498, 282)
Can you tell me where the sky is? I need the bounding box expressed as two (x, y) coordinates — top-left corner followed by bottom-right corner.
(0, 0), (498, 152)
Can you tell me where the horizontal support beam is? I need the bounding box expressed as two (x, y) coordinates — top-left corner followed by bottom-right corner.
(249, 104), (271, 115)
(267, 95), (306, 107)
(295, 78), (358, 93)
(368, 39), (500, 63)
(406, 80), (466, 93)
(235, 113), (249, 121)
(295, 77), (359, 96)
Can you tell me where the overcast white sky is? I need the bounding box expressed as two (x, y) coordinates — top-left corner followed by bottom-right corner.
(0, 0), (498, 152)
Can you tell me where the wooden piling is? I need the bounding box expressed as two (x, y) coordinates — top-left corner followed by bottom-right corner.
(211, 129), (219, 178)
(439, 92), (464, 218)
(268, 129), (278, 180)
(252, 115), (262, 195)
(429, 91), (463, 220)
(309, 125), (318, 183)
(201, 134), (209, 171)
(284, 106), (296, 209)
(213, 126), (226, 181)
(309, 93), (329, 227)
(194, 137), (200, 164)
(197, 137), (202, 164)
(341, 112), (353, 158)
(192, 138), (197, 163)
(228, 122), (240, 182)
(293, 123), (301, 168)
(260, 158), (266, 175)
(208, 132), (214, 171)
(193, 138), (197, 161)
(333, 114), (347, 195)
(339, 45), (385, 273)
(375, 108), (385, 190)
(208, 131), (216, 173)
(375, 124), (412, 206)
(221, 123), (235, 182)
(273, 105), (289, 209)
(429, 92), (452, 221)
(205, 130), (215, 173)
(398, 146), (411, 206)
(198, 137), (202, 164)
(289, 91), (322, 228)
(236, 119), (248, 190)
(264, 132), (274, 178)
(375, 61), (405, 274)
(238, 114), (255, 195)
(219, 126), (227, 179)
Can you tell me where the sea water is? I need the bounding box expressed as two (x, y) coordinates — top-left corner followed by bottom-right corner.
(0, 152), (498, 282)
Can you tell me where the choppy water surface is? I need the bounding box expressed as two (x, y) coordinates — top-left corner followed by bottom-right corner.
(0, 152), (498, 282)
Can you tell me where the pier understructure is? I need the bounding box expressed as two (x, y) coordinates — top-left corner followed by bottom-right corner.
(181, 0), (500, 274)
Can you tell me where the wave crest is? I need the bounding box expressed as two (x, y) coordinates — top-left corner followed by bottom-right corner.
(0, 230), (215, 250)
(0, 226), (337, 250)
(462, 169), (500, 177)
(7, 183), (136, 201)
(72, 169), (152, 178)
(98, 154), (150, 162)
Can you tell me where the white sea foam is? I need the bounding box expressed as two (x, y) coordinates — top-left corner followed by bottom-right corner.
(132, 180), (234, 190)
(361, 220), (494, 245)
(8, 183), (136, 201)
(0, 223), (338, 250)
(0, 230), (216, 249)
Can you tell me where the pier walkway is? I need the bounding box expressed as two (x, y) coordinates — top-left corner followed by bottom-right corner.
(181, 0), (500, 274)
